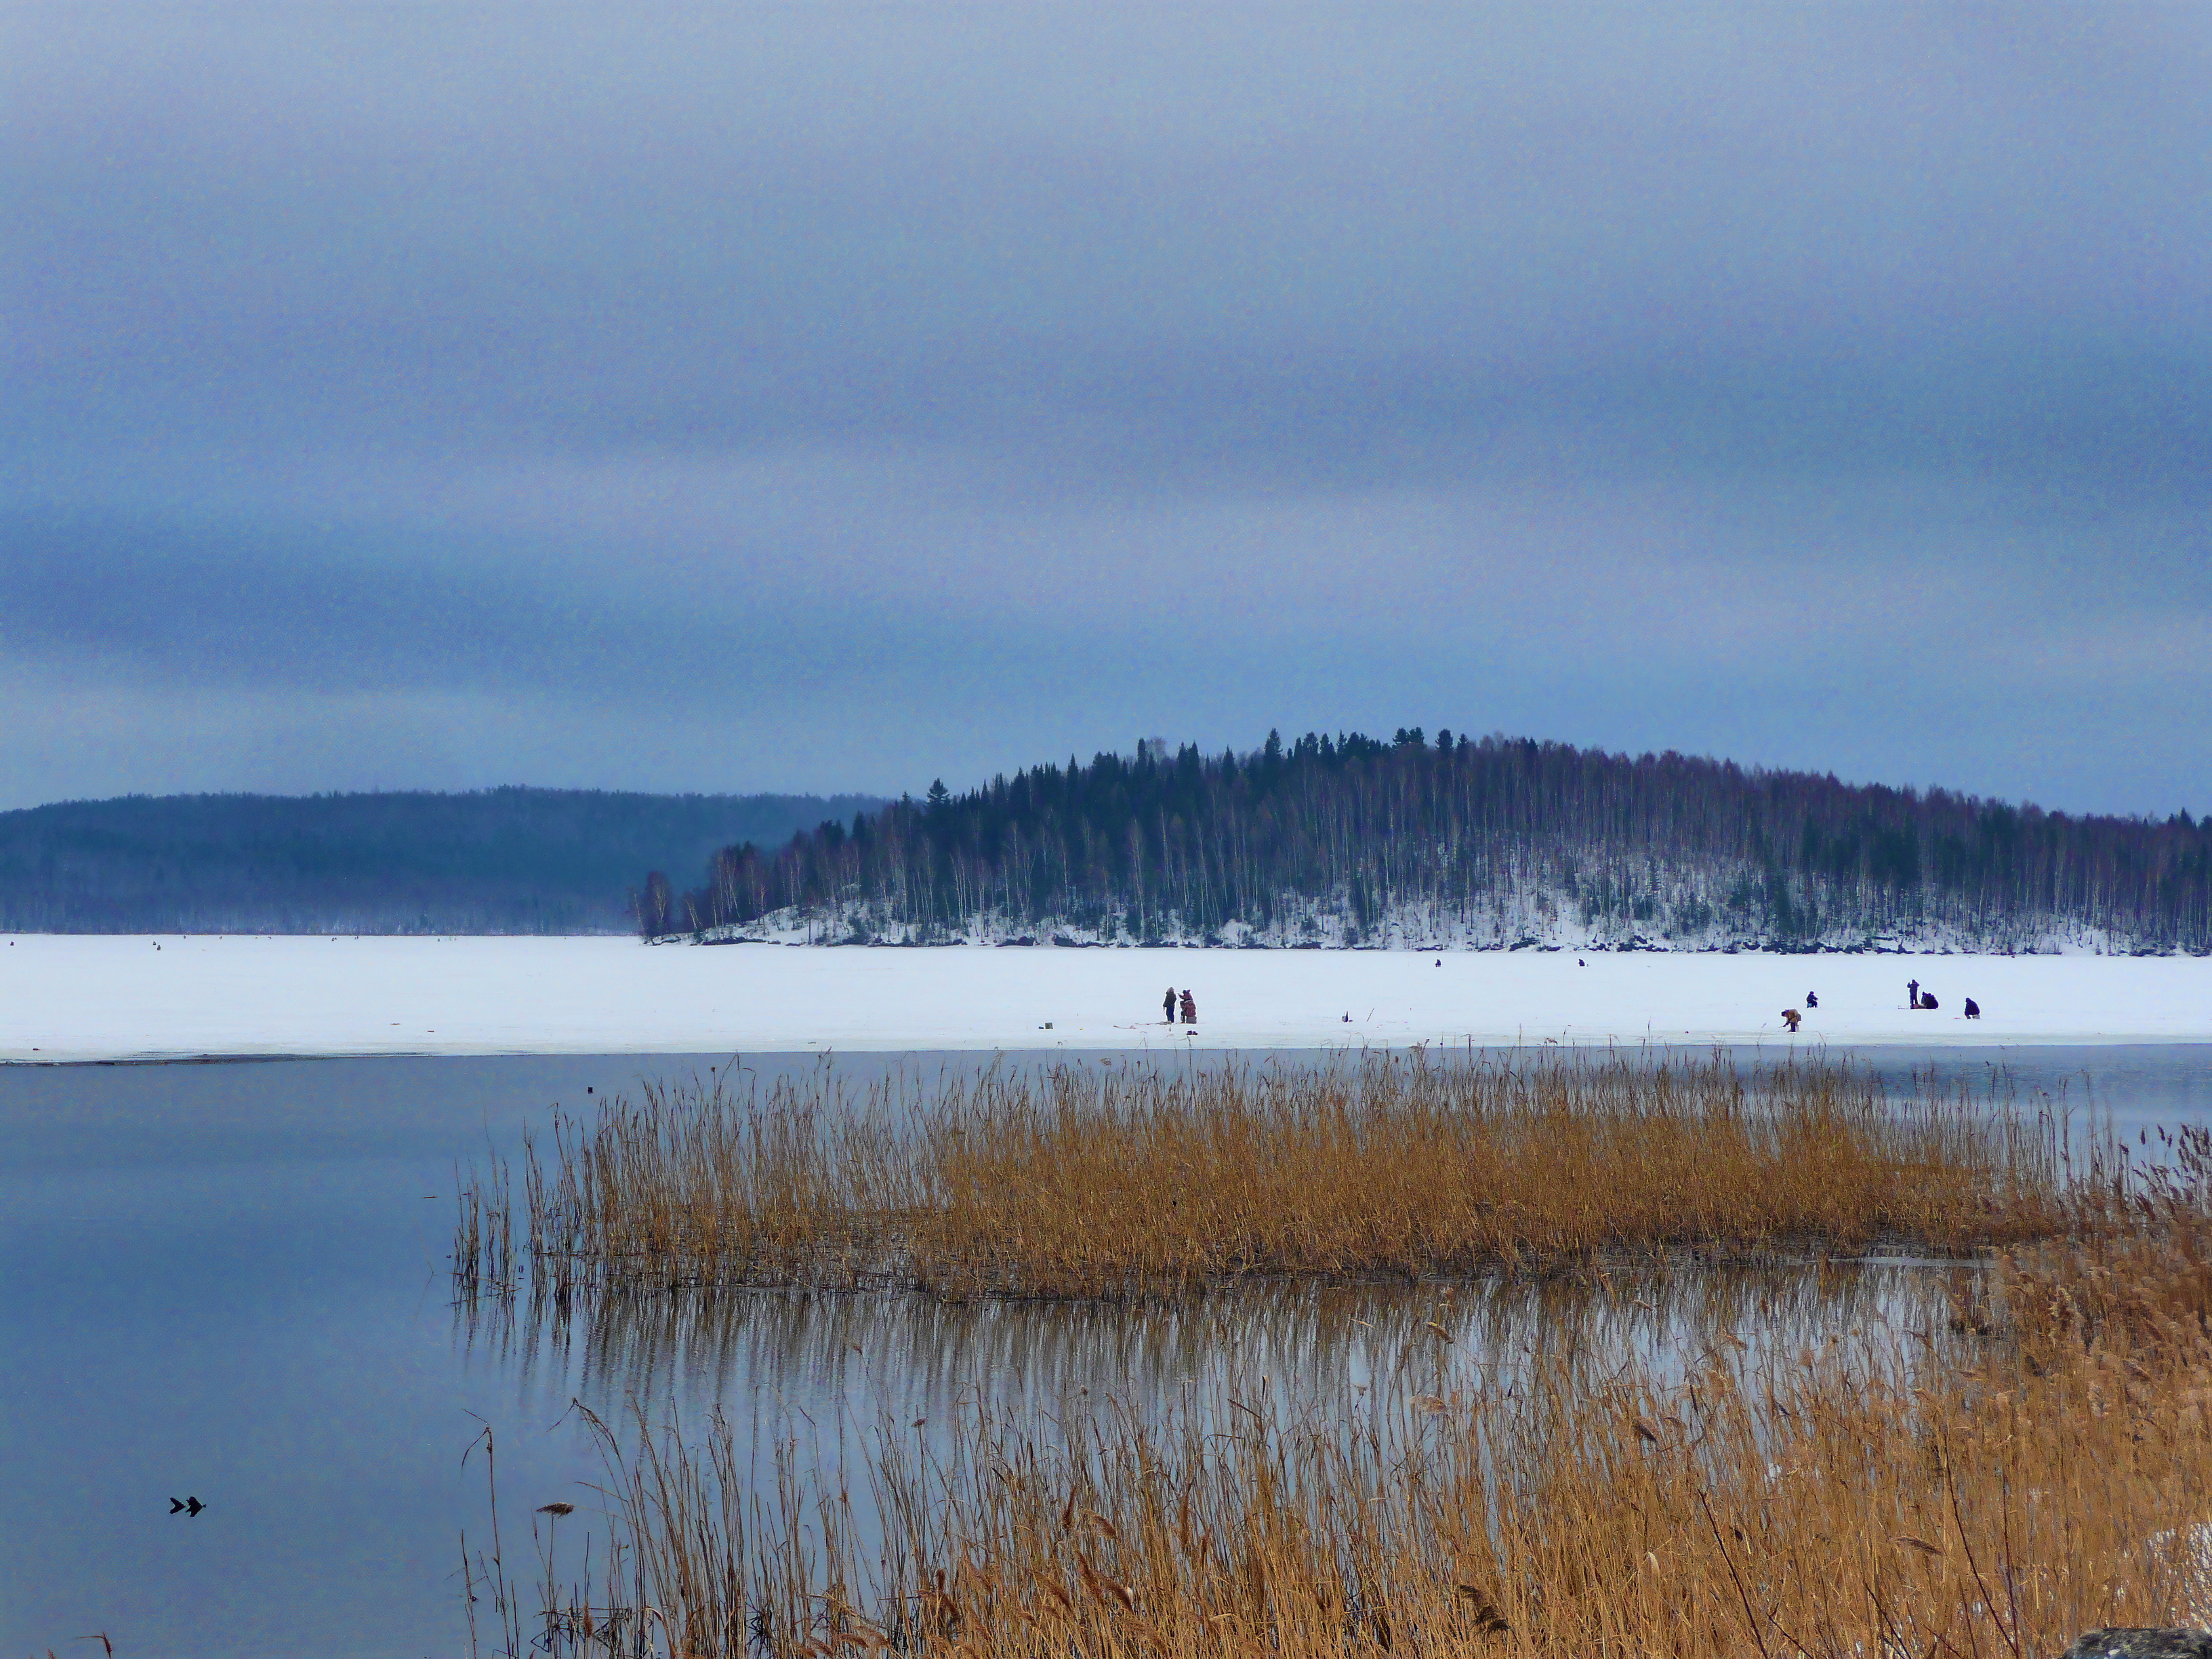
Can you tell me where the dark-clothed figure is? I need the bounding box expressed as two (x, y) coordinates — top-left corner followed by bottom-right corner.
(1964, 998), (1982, 1019)
(1921, 992), (1939, 1010)
(1164, 987), (1177, 1023)
(1907, 979), (1921, 1008)
(1805, 991), (1818, 1008)
(1179, 989), (1197, 1025)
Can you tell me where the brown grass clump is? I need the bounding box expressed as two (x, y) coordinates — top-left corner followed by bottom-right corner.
(464, 1048), (2060, 1303)
(548, 1284), (2212, 1659)
(2005, 1122), (2212, 1362)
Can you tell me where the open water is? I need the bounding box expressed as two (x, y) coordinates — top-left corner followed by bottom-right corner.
(4, 1046), (2209, 1657)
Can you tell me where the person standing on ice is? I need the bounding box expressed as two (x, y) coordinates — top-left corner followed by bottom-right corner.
(1907, 977), (1921, 1009)
(1163, 987), (1177, 1023)
(1179, 989), (1197, 1025)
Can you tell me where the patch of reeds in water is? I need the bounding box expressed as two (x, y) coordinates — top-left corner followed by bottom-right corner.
(487, 1176), (2212, 1659)
(454, 1062), (2212, 1657)
(459, 1048), (2062, 1303)
(523, 1256), (2212, 1659)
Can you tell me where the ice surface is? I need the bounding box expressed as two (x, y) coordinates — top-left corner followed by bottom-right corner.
(1, 935), (2207, 1062)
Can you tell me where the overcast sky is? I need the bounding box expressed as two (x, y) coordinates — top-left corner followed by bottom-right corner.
(5, 5), (2208, 815)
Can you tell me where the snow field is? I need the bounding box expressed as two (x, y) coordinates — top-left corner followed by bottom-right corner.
(1, 935), (2208, 1063)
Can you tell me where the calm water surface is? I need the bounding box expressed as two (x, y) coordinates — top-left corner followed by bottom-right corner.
(4, 1045), (2207, 1658)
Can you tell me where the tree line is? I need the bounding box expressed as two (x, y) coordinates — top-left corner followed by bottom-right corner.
(644, 731), (2212, 952)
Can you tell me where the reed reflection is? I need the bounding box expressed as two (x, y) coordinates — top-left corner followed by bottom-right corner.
(466, 1254), (1971, 1439)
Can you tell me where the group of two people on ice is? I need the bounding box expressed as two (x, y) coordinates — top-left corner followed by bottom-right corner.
(1163, 987), (1197, 1025)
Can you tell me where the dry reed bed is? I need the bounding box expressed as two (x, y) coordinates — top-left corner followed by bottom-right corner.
(461, 1049), (2062, 1303)
(523, 1235), (2212, 1659)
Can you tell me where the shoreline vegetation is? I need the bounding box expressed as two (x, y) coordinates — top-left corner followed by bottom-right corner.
(449, 1052), (2212, 1658)
(457, 1050), (2064, 1305)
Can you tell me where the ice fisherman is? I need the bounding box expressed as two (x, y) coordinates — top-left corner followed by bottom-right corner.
(1179, 989), (1197, 1025)
(1805, 991), (1818, 1008)
(1907, 978), (1921, 1008)
(1163, 987), (1177, 1023)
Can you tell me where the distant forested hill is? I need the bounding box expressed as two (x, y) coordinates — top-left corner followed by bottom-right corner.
(0, 787), (885, 934)
(651, 731), (2211, 954)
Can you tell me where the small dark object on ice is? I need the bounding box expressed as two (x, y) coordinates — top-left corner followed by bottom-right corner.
(1965, 996), (1981, 1019)
(1578, 958), (1586, 966)
(2062, 1630), (2212, 1658)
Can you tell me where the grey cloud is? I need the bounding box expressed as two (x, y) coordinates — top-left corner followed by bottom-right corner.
(12, 7), (2212, 474)
(9, 462), (2203, 693)
(0, 501), (958, 703)
(3, 3), (2209, 815)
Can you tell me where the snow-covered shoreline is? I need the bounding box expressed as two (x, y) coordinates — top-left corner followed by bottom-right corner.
(671, 901), (2184, 958)
(3, 934), (2209, 1063)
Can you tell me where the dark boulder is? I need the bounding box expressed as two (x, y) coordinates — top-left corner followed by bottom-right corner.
(2063, 1631), (2212, 1658)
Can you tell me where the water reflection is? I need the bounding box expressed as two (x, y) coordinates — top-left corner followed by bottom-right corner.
(455, 1258), (1983, 1654)
(467, 1255), (1972, 1440)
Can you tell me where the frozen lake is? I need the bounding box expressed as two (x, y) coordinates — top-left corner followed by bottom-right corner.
(3, 934), (2209, 1062)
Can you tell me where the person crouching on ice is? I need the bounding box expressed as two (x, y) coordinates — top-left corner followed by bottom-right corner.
(1782, 1008), (1803, 1033)
(1179, 989), (1197, 1025)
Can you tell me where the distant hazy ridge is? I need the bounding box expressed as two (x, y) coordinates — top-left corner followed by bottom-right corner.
(655, 732), (2211, 954)
(0, 787), (886, 935)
